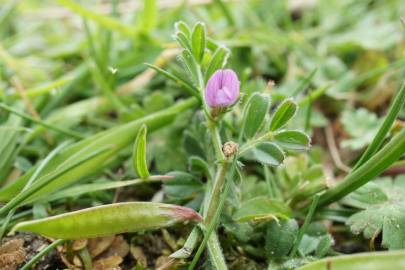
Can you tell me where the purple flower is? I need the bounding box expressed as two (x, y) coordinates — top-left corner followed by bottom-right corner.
(205, 69), (240, 108)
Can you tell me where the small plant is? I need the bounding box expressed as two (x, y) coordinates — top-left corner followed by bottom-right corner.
(0, 1), (405, 269)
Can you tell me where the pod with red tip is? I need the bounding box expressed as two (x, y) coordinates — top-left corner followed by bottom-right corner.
(12, 202), (202, 239)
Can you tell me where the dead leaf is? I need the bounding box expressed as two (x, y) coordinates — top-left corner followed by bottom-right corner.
(72, 239), (88, 251)
(93, 255), (122, 270)
(88, 236), (115, 258)
(100, 235), (129, 258)
(130, 245), (147, 267)
(0, 239), (26, 270)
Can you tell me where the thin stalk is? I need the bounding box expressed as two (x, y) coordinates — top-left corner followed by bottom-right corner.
(204, 161), (229, 223)
(353, 80), (405, 169)
(190, 157), (237, 270)
(238, 131), (273, 156)
(289, 195), (320, 257)
(318, 127), (405, 207)
(0, 103), (84, 139)
(292, 68), (318, 96)
(208, 121), (226, 161)
(20, 239), (65, 270)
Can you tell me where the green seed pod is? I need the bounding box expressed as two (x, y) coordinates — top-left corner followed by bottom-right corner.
(13, 202), (202, 239)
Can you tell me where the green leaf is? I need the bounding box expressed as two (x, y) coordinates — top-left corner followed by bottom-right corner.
(242, 93), (271, 139)
(132, 125), (149, 179)
(204, 46), (230, 83)
(163, 171), (203, 199)
(56, 0), (134, 37)
(344, 176), (405, 249)
(39, 177), (167, 203)
(233, 196), (291, 222)
(296, 250), (405, 270)
(266, 219), (298, 258)
(0, 98), (198, 203)
(13, 202), (201, 239)
(253, 142), (285, 167)
(175, 31), (192, 52)
(180, 50), (200, 85)
(269, 98), (297, 131)
(139, 0), (157, 33)
(175, 21), (191, 38)
(145, 63), (198, 98)
(274, 130), (310, 151)
(191, 22), (206, 63)
(188, 156), (210, 176)
(183, 131), (205, 158)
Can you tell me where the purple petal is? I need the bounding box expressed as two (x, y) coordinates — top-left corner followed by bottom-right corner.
(205, 69), (240, 108)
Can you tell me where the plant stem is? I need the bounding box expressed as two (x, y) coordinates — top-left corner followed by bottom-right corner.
(204, 161), (229, 222)
(208, 121), (226, 161)
(290, 195), (320, 257)
(318, 127), (405, 207)
(238, 131), (273, 156)
(20, 239), (65, 270)
(353, 80), (405, 169)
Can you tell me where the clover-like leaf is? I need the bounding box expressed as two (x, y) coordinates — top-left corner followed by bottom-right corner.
(242, 93), (271, 139)
(253, 142), (285, 167)
(269, 98), (297, 131)
(274, 130), (310, 151)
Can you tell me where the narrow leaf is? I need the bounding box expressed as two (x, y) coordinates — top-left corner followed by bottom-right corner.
(145, 63), (199, 98)
(57, 0), (134, 37)
(274, 130), (311, 151)
(175, 31), (192, 52)
(180, 50), (200, 85)
(133, 125), (149, 178)
(242, 93), (271, 138)
(13, 202), (202, 239)
(175, 21), (191, 38)
(191, 22), (206, 63)
(269, 98), (297, 131)
(204, 46), (230, 83)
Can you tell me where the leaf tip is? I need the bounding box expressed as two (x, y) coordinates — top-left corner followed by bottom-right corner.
(171, 205), (203, 222)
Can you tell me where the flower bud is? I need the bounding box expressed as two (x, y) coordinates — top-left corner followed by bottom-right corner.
(205, 69), (240, 108)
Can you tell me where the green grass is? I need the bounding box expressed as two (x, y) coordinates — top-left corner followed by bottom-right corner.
(0, 0), (404, 269)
